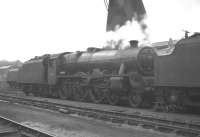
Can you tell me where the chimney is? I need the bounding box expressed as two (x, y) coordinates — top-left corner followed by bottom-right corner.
(129, 40), (138, 48)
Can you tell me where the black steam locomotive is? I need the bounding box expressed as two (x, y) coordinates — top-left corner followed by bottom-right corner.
(7, 40), (155, 107)
(7, 33), (200, 110)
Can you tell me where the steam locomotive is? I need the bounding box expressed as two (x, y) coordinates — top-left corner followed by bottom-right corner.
(7, 33), (200, 110)
(7, 40), (155, 107)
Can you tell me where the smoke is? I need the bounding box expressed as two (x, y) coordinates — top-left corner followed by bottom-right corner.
(105, 16), (150, 49)
(106, 0), (146, 31)
(138, 19), (150, 44)
(105, 0), (150, 48)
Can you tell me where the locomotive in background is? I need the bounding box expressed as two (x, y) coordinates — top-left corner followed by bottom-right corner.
(7, 33), (200, 111)
(153, 33), (200, 111)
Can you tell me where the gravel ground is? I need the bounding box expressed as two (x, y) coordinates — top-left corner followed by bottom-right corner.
(0, 101), (181, 137)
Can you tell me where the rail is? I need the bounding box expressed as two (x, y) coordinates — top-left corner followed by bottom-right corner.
(0, 93), (200, 137)
(0, 115), (54, 137)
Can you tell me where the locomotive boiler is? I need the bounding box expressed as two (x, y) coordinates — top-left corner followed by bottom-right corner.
(57, 40), (155, 107)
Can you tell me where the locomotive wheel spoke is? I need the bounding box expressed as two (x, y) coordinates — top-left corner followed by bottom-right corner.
(82, 86), (90, 101)
(37, 87), (42, 97)
(31, 86), (38, 97)
(89, 86), (105, 104)
(40, 86), (48, 97)
(128, 92), (143, 108)
(49, 87), (57, 98)
(27, 85), (32, 94)
(23, 86), (29, 96)
(62, 84), (72, 99)
(58, 87), (67, 99)
(106, 90), (120, 105)
(72, 85), (86, 101)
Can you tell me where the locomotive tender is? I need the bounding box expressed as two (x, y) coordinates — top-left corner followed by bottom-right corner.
(7, 33), (200, 110)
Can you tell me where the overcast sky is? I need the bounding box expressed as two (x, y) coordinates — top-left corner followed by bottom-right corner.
(0, 0), (200, 61)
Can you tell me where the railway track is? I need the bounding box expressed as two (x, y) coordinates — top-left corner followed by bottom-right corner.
(0, 93), (200, 137)
(0, 115), (54, 137)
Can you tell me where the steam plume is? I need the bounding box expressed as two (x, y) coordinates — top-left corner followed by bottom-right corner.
(106, 0), (149, 46)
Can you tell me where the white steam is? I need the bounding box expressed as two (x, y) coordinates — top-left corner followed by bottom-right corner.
(104, 17), (150, 49)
